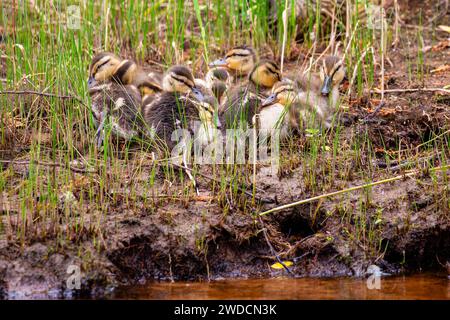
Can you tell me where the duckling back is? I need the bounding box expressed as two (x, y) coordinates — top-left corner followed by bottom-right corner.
(89, 82), (143, 140)
(142, 92), (219, 152)
(88, 52), (144, 142)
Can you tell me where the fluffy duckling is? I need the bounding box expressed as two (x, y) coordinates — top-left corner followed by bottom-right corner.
(286, 55), (346, 128)
(220, 59), (282, 128)
(258, 80), (297, 140)
(261, 79), (314, 132)
(319, 56), (346, 100)
(139, 70), (163, 96)
(209, 45), (258, 80)
(142, 65), (221, 152)
(88, 52), (143, 146)
(90, 51), (162, 100)
(143, 66), (221, 193)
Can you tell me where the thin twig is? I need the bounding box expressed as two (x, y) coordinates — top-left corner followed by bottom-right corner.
(0, 159), (93, 174)
(259, 217), (293, 276)
(362, 101), (385, 121)
(0, 90), (86, 105)
(386, 154), (438, 172)
(371, 88), (450, 95)
(259, 165), (450, 216)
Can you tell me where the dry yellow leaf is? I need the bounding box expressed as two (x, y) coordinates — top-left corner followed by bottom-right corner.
(270, 261), (293, 269)
(438, 25), (450, 33)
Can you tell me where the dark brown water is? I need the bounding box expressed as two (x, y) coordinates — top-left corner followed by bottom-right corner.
(111, 274), (449, 300)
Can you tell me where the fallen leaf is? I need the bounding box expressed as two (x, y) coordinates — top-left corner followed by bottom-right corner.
(430, 65), (450, 74)
(271, 261), (293, 269)
(438, 25), (450, 33)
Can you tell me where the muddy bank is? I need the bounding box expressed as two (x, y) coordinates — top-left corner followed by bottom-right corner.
(0, 155), (448, 298)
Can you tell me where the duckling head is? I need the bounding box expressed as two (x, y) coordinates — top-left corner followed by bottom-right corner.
(162, 65), (205, 101)
(249, 60), (282, 89)
(205, 68), (232, 87)
(209, 45), (257, 75)
(319, 55), (346, 97)
(88, 52), (138, 88)
(262, 79), (296, 107)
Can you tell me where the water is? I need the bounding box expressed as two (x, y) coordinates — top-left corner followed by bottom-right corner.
(111, 274), (449, 300)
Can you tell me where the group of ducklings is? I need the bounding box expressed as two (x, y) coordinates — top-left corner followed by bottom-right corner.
(87, 45), (346, 153)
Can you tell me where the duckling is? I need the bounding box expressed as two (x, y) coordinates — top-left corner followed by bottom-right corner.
(261, 79), (312, 133)
(318, 56), (346, 101)
(220, 59), (282, 128)
(209, 45), (258, 81)
(134, 72), (163, 110)
(142, 65), (220, 152)
(88, 52), (143, 147)
(286, 56), (346, 128)
(258, 80), (296, 141)
(194, 78), (219, 107)
(263, 56), (346, 131)
(142, 66), (222, 193)
(208, 81), (227, 105)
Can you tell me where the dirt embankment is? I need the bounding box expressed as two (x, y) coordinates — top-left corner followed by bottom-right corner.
(0, 2), (449, 298)
(1, 155), (448, 298)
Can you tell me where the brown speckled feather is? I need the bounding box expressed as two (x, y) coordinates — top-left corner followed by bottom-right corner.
(142, 92), (209, 151)
(89, 83), (143, 140)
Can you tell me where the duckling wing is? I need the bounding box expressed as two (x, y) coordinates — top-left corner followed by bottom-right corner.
(108, 84), (143, 140)
(142, 93), (205, 150)
(89, 83), (143, 140)
(285, 71), (322, 93)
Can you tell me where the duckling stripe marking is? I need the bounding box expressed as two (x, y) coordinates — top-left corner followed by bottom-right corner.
(93, 57), (111, 74)
(114, 60), (134, 83)
(172, 75), (193, 88)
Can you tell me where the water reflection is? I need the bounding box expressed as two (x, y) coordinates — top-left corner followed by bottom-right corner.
(111, 274), (449, 300)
